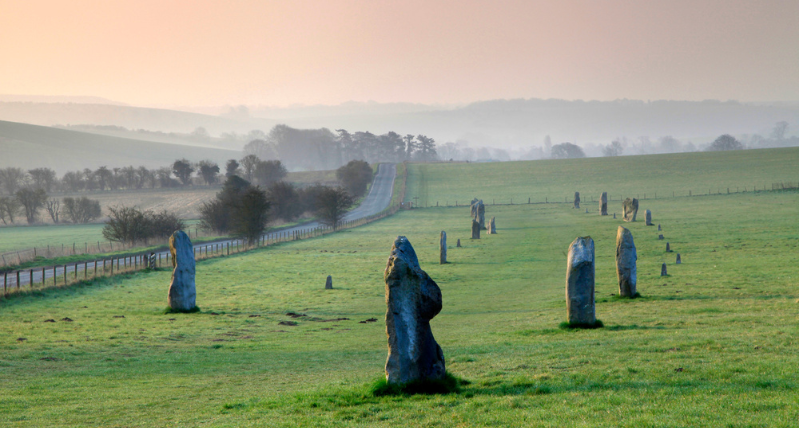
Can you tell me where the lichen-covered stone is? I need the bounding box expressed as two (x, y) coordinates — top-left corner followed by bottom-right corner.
(487, 217), (496, 234)
(645, 210), (653, 226)
(623, 198), (639, 222)
(471, 219), (480, 239)
(325, 275), (333, 289)
(439, 231), (447, 264)
(384, 236), (445, 384)
(566, 237), (596, 325)
(615, 226), (637, 297)
(168, 231), (196, 311)
(470, 199), (486, 229)
(600, 192), (608, 216)
(574, 192), (580, 209)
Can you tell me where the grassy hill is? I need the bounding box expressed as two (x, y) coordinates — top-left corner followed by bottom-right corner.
(0, 120), (240, 173)
(1, 149), (798, 426)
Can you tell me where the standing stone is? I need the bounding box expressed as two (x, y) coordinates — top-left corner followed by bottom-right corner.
(585, 208), (589, 213)
(566, 237), (596, 325)
(471, 219), (480, 239)
(613, 213), (617, 219)
(384, 236), (445, 384)
(470, 199), (486, 230)
(666, 242), (671, 252)
(599, 192), (608, 215)
(456, 239), (461, 248)
(658, 234), (664, 240)
(658, 224), (662, 231)
(573, 192), (580, 209)
(645, 210), (653, 226)
(168, 231), (196, 311)
(622, 198), (639, 222)
(325, 275), (333, 289)
(487, 217), (496, 234)
(439, 231), (447, 264)
(615, 226), (637, 297)
(676, 253), (682, 264)
(661, 263), (668, 276)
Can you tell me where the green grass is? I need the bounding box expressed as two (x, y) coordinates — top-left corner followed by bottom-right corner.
(2, 153), (799, 426)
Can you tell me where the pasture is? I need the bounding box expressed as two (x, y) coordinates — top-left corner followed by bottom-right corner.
(1, 152), (798, 427)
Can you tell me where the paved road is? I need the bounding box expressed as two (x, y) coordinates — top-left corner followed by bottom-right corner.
(6, 164), (397, 289)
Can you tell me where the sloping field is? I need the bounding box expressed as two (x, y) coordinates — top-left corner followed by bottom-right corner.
(0, 120), (240, 173)
(1, 151), (798, 426)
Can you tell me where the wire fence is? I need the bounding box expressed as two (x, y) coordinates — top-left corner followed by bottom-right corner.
(1, 164), (408, 297)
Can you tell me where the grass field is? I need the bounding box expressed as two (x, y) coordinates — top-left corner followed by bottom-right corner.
(1, 152), (798, 426)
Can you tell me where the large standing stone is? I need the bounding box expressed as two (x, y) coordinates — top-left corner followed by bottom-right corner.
(622, 198), (639, 222)
(325, 275), (333, 289)
(615, 226), (637, 297)
(658, 234), (664, 240)
(599, 192), (608, 216)
(439, 231), (447, 264)
(666, 242), (671, 252)
(168, 231), (196, 311)
(566, 237), (596, 325)
(471, 219), (480, 239)
(676, 253), (681, 264)
(645, 209), (653, 226)
(573, 192), (580, 209)
(487, 217), (496, 234)
(613, 213), (616, 219)
(384, 236), (445, 384)
(470, 198), (485, 229)
(456, 239), (461, 247)
(661, 263), (668, 276)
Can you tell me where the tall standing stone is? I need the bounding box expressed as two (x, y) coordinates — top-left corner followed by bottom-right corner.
(384, 236), (446, 384)
(676, 253), (681, 264)
(615, 226), (637, 297)
(439, 231), (447, 264)
(456, 239), (461, 248)
(599, 192), (608, 216)
(645, 209), (653, 226)
(622, 198), (639, 222)
(566, 237), (596, 325)
(661, 263), (668, 276)
(658, 224), (662, 231)
(470, 199), (486, 230)
(666, 242), (671, 252)
(613, 213), (617, 219)
(487, 217), (496, 234)
(573, 192), (581, 209)
(325, 275), (333, 289)
(168, 230), (196, 311)
(471, 219), (480, 239)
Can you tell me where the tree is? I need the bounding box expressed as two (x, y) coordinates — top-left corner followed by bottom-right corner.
(62, 171), (84, 192)
(225, 159), (241, 177)
(240, 154), (260, 181)
(0, 167), (27, 195)
(156, 167), (177, 188)
(267, 181), (303, 222)
(707, 134), (743, 151)
(45, 198), (60, 223)
(415, 135), (438, 162)
(172, 159), (195, 185)
(336, 160), (373, 197)
(63, 197), (102, 223)
(253, 160), (287, 186)
(94, 166), (113, 191)
(602, 140), (624, 157)
(230, 187), (271, 244)
(403, 134), (417, 161)
(103, 206), (184, 244)
(198, 160), (220, 185)
(550, 142), (586, 159)
(0, 196), (21, 224)
(199, 175), (251, 233)
(28, 168), (57, 192)
(314, 187), (354, 230)
(16, 188), (47, 224)
(771, 121), (788, 141)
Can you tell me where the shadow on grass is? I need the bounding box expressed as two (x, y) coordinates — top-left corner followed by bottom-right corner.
(370, 373), (467, 396)
(517, 323), (663, 336)
(163, 306), (201, 314)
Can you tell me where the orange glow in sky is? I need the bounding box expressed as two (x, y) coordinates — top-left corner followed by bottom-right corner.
(1, 0), (798, 106)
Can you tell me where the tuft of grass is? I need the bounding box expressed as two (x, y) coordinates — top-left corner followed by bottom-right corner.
(370, 373), (467, 396)
(163, 305), (201, 314)
(559, 319), (604, 330)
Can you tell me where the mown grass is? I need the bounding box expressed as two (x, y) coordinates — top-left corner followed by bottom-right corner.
(1, 154), (799, 426)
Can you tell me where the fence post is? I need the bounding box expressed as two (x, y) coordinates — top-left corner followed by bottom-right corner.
(16, 270), (20, 289)
(29, 269), (33, 288)
(63, 266), (67, 285)
(3, 271), (6, 295)
(84, 262), (88, 280)
(53, 266), (56, 286)
(41, 267), (45, 286)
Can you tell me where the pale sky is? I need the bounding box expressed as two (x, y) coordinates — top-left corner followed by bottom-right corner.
(1, 0), (798, 107)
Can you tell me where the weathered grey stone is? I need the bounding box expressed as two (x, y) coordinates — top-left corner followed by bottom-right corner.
(666, 242), (671, 252)
(325, 275), (333, 289)
(573, 192), (580, 209)
(657, 224), (662, 231)
(661, 263), (668, 276)
(615, 227), (637, 297)
(566, 236), (596, 325)
(471, 219), (480, 239)
(168, 231), (196, 311)
(470, 199), (485, 229)
(658, 234), (664, 240)
(622, 198), (639, 222)
(613, 213), (616, 219)
(487, 217), (496, 234)
(456, 239), (461, 247)
(384, 236), (445, 384)
(676, 253), (681, 264)
(439, 231), (447, 264)
(645, 209), (653, 226)
(600, 192), (608, 215)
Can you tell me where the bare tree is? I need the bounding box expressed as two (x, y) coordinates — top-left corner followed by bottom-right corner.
(0, 196), (21, 224)
(45, 198), (60, 223)
(28, 168), (57, 192)
(16, 187), (47, 224)
(198, 160), (220, 185)
(314, 187), (354, 230)
(240, 154), (260, 181)
(63, 197), (102, 223)
(0, 167), (27, 195)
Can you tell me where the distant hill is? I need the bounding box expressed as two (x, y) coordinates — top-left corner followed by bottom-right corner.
(0, 94), (128, 105)
(0, 120), (240, 174)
